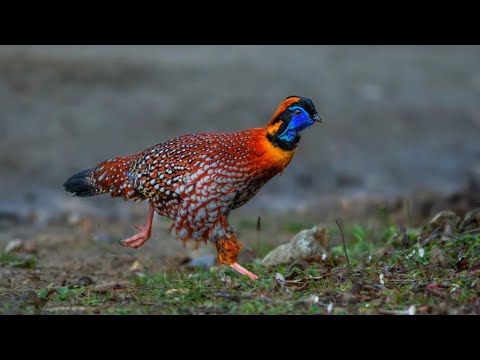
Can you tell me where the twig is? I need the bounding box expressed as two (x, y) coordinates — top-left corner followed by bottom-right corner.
(256, 216), (261, 256)
(421, 226), (442, 247)
(336, 220), (350, 265)
(405, 199), (411, 227)
(447, 234), (462, 241)
(462, 228), (480, 235)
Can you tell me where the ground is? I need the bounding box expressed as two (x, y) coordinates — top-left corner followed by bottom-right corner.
(1, 192), (478, 315)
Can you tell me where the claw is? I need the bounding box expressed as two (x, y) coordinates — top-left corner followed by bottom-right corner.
(120, 204), (154, 249)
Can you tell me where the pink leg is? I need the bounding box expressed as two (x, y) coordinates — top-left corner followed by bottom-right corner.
(229, 263), (259, 280)
(120, 204), (155, 249)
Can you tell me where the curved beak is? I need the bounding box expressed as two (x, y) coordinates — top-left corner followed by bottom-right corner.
(312, 113), (322, 123)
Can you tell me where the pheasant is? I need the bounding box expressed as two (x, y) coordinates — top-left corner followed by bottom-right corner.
(63, 96), (322, 280)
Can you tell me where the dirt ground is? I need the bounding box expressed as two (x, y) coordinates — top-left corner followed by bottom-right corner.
(0, 185), (478, 314)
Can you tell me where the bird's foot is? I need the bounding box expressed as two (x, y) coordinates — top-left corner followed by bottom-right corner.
(120, 225), (151, 249)
(120, 204), (155, 249)
(229, 262), (259, 280)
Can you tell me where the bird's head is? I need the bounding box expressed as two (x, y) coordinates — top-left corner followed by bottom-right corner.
(266, 96), (322, 150)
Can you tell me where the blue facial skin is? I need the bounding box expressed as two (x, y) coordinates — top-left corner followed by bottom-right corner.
(277, 106), (315, 143)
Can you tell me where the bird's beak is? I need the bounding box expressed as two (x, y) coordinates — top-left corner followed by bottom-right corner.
(312, 113), (322, 123)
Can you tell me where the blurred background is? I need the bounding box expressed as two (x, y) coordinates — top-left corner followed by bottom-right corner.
(1, 45), (479, 221)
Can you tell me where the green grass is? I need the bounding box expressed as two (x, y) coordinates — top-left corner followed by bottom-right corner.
(0, 254), (37, 269)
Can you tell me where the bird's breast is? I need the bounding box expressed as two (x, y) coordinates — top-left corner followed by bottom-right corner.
(168, 129), (298, 243)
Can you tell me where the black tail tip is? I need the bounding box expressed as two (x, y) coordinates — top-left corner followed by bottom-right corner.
(63, 168), (96, 197)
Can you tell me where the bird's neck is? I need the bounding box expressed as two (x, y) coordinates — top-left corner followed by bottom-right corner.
(267, 132), (300, 151)
(251, 124), (297, 172)
(265, 122), (300, 151)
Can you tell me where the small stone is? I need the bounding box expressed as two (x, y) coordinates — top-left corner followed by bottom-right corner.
(429, 210), (458, 228)
(4, 239), (23, 254)
(327, 303), (334, 314)
(76, 276), (94, 286)
(129, 260), (143, 272)
(430, 247), (448, 267)
(182, 255), (216, 269)
(459, 208), (480, 232)
(67, 213), (82, 226)
(303, 295), (319, 305)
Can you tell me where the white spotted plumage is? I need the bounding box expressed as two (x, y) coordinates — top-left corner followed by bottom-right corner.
(85, 130), (278, 246)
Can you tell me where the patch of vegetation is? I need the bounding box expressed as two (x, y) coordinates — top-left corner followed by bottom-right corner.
(0, 254), (37, 269)
(1, 208), (479, 315)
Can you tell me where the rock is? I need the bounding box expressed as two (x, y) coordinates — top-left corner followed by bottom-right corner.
(429, 210), (458, 228)
(67, 213), (82, 226)
(302, 295), (320, 305)
(182, 255), (216, 269)
(261, 226), (329, 267)
(459, 208), (480, 232)
(430, 247), (449, 268)
(129, 260), (143, 272)
(4, 239), (23, 254)
(76, 276), (94, 286)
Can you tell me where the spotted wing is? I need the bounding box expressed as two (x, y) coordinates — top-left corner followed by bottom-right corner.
(125, 137), (204, 201)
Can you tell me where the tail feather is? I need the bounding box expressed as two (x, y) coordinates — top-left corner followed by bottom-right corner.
(63, 168), (97, 197)
(64, 155), (142, 199)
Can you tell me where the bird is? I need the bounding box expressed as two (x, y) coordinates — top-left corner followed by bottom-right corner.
(63, 96), (322, 280)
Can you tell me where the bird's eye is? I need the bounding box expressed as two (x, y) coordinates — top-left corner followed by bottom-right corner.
(295, 109), (302, 116)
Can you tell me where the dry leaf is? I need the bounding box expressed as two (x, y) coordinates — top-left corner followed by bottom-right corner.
(430, 247), (448, 268)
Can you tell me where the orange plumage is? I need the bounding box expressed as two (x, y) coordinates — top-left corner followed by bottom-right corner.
(64, 96), (321, 279)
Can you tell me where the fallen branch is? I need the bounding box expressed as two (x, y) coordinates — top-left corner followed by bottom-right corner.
(463, 228), (480, 235)
(336, 220), (350, 265)
(257, 215), (261, 255)
(421, 226), (442, 247)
